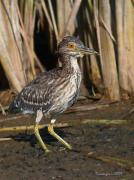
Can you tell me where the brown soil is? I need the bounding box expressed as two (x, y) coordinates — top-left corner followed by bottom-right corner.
(0, 100), (134, 180)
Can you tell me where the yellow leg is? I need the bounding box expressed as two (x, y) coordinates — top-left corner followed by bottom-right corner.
(34, 123), (50, 153)
(48, 124), (72, 150)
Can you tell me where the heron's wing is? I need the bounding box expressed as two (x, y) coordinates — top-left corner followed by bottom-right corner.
(9, 69), (63, 113)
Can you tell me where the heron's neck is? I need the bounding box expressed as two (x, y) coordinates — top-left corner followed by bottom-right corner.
(60, 55), (80, 74)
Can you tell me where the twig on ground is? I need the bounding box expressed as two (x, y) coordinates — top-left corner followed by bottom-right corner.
(121, 108), (134, 119)
(87, 153), (134, 172)
(0, 137), (12, 141)
(66, 104), (110, 113)
(0, 119), (130, 134)
(0, 114), (29, 123)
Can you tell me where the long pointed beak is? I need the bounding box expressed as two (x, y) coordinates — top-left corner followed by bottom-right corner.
(78, 46), (99, 55)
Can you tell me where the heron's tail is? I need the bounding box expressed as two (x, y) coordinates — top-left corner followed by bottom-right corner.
(8, 97), (21, 113)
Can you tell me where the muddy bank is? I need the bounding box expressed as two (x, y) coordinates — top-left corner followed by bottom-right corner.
(0, 100), (134, 180)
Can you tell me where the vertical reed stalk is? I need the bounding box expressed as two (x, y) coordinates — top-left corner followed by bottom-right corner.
(0, 0), (26, 92)
(116, 0), (134, 94)
(98, 0), (120, 100)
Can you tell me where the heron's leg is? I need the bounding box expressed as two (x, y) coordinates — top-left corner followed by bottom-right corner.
(34, 110), (50, 153)
(48, 119), (72, 150)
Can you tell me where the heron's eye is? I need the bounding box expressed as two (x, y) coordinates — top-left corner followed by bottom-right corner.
(68, 43), (76, 49)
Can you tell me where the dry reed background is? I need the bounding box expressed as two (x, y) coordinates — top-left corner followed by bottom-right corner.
(0, 0), (134, 102)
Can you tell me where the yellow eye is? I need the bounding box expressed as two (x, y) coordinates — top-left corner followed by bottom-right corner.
(68, 43), (76, 49)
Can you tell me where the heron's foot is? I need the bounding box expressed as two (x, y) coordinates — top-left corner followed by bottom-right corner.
(48, 124), (72, 150)
(34, 123), (50, 153)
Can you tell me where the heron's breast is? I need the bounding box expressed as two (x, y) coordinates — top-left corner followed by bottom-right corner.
(49, 72), (82, 114)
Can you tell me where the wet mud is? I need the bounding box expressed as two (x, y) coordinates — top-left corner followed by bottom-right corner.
(0, 100), (134, 180)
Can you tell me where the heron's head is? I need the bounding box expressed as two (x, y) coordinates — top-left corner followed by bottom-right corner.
(58, 36), (99, 58)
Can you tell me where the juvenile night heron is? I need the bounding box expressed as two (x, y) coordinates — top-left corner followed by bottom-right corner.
(9, 36), (98, 153)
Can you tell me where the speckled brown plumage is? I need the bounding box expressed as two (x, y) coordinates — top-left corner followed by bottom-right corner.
(9, 36), (97, 152)
(9, 54), (81, 118)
